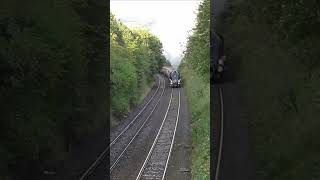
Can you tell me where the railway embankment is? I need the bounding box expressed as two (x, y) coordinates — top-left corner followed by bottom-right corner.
(179, 0), (210, 179)
(110, 13), (166, 127)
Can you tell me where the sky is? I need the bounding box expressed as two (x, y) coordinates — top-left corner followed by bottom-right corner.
(110, 0), (202, 69)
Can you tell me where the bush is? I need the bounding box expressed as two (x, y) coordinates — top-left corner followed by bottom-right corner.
(110, 14), (166, 119)
(0, 1), (108, 178)
(179, 0), (210, 178)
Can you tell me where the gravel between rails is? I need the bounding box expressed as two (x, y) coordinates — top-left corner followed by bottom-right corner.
(110, 77), (172, 180)
(110, 77), (166, 171)
(110, 77), (192, 180)
(80, 75), (165, 180)
(135, 88), (180, 180)
(164, 88), (191, 180)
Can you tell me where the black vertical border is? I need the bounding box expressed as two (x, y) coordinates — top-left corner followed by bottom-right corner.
(106, 0), (110, 178)
(210, 0), (217, 179)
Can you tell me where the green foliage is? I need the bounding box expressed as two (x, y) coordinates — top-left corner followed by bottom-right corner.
(181, 67), (210, 180)
(179, 0), (210, 179)
(110, 14), (166, 118)
(217, 0), (320, 179)
(181, 0), (210, 82)
(0, 0), (108, 179)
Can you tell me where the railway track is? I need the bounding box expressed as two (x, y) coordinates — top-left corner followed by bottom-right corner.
(110, 77), (166, 172)
(214, 87), (224, 180)
(135, 88), (180, 180)
(79, 75), (165, 180)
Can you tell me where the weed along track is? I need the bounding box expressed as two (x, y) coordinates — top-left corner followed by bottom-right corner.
(135, 89), (181, 180)
(79, 75), (165, 180)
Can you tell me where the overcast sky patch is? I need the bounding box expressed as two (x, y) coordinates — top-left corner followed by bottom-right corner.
(110, 0), (202, 68)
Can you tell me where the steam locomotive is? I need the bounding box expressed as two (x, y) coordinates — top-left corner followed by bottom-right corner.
(160, 66), (182, 88)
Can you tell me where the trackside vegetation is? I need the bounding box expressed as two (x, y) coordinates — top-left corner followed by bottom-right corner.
(217, 0), (320, 179)
(0, 1), (107, 179)
(110, 14), (166, 124)
(179, 0), (210, 178)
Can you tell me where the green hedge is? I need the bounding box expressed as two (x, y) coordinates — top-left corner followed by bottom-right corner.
(0, 0), (108, 178)
(110, 14), (166, 118)
(179, 0), (210, 179)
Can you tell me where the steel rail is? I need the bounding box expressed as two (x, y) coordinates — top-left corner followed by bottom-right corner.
(79, 76), (163, 180)
(135, 89), (173, 180)
(110, 77), (166, 172)
(135, 88), (180, 180)
(214, 87), (224, 180)
(161, 90), (180, 180)
(109, 76), (162, 147)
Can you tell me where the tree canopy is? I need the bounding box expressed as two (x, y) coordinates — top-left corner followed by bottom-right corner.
(110, 13), (166, 117)
(0, 1), (108, 179)
(180, 0), (210, 82)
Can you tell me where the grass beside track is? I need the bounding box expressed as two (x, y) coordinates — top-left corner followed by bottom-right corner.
(110, 78), (156, 129)
(181, 68), (210, 180)
(138, 80), (155, 104)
